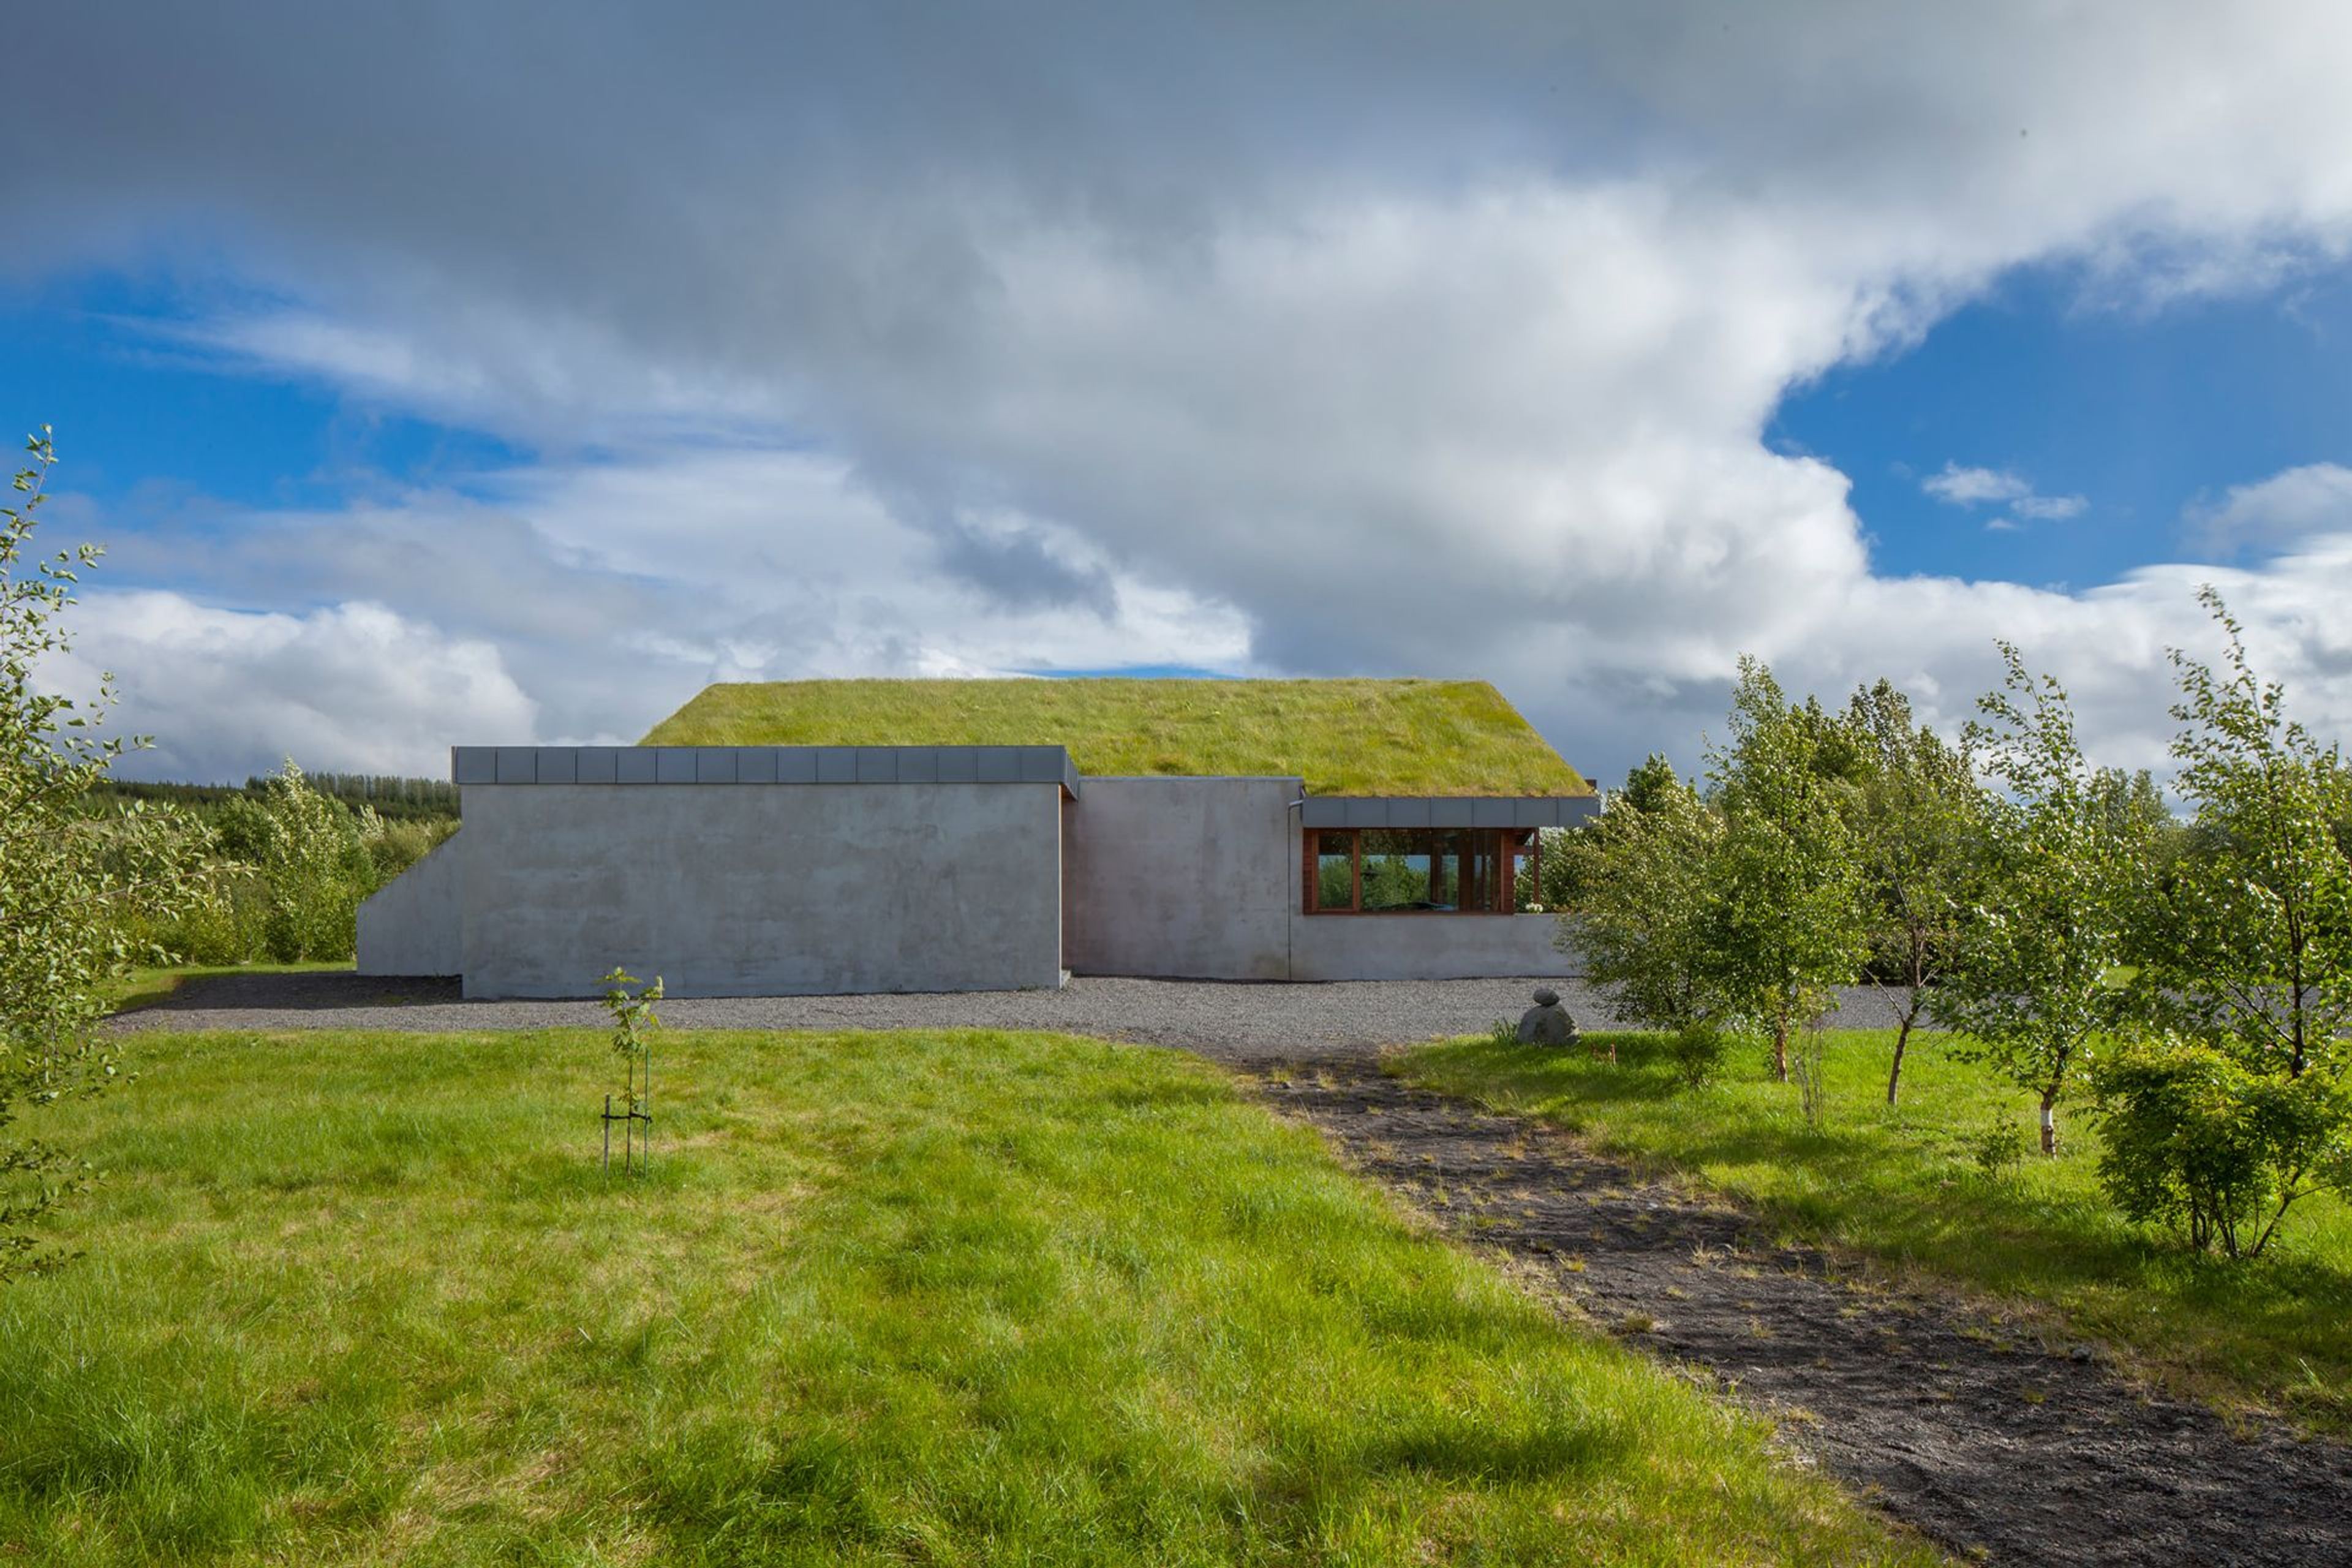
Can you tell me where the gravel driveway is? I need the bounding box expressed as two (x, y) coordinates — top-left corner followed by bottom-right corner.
(109, 971), (1923, 1063)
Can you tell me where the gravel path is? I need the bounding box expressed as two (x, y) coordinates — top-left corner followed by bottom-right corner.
(108, 970), (1921, 1063)
(1264, 1058), (2352, 1568)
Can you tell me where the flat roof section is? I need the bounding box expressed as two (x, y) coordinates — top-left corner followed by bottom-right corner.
(453, 745), (1082, 799)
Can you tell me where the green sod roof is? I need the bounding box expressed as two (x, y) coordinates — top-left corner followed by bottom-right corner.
(641, 678), (1588, 797)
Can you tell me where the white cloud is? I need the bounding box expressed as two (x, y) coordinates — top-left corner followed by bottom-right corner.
(2188, 462), (2352, 552)
(1924, 465), (2034, 507)
(74, 446), (1254, 776)
(1923, 464), (2087, 522)
(42, 594), (538, 780)
(13, 4), (2352, 784)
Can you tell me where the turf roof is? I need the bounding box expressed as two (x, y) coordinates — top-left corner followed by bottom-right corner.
(641, 678), (1589, 796)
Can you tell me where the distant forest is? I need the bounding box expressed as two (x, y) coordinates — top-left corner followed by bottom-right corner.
(93, 772), (461, 823)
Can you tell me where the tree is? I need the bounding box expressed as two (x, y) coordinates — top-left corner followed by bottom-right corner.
(1524, 753), (1681, 912)
(0, 429), (200, 1278)
(243, 760), (370, 960)
(1559, 757), (1729, 1037)
(2151, 587), (2352, 1082)
(2085, 588), (2352, 1255)
(1700, 660), (1868, 1083)
(1932, 646), (2157, 1156)
(1844, 679), (1985, 1106)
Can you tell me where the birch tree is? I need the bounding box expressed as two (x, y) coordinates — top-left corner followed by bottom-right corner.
(2154, 587), (2352, 1082)
(0, 429), (199, 1277)
(1933, 646), (2155, 1155)
(1844, 679), (1984, 1106)
(1702, 660), (1868, 1083)
(1562, 758), (1727, 1035)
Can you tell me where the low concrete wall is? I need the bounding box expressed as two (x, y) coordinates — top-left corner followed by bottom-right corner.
(457, 782), (1064, 998)
(1287, 911), (1573, 982)
(355, 831), (464, 976)
(1063, 777), (1297, 980)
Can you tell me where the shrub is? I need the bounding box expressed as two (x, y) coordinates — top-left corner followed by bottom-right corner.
(1665, 1026), (1730, 1089)
(233, 761), (368, 961)
(1965, 1115), (2026, 1178)
(2092, 1036), (2349, 1258)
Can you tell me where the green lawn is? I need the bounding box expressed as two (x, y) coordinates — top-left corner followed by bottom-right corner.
(100, 960), (353, 1016)
(1396, 1029), (2352, 1435)
(1, 1027), (1928, 1566)
(643, 677), (1590, 796)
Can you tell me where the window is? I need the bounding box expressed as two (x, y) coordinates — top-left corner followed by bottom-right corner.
(1305, 827), (1537, 914)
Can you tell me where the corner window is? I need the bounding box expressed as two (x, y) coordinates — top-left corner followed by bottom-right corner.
(1305, 827), (1536, 914)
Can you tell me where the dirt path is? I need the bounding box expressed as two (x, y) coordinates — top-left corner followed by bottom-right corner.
(1259, 1057), (2352, 1568)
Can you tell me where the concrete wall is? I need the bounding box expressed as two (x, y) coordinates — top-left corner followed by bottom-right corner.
(1063, 775), (1578, 981)
(1063, 777), (1298, 979)
(1288, 911), (1572, 982)
(456, 782), (1063, 998)
(355, 831), (465, 976)
(360, 764), (1580, 992)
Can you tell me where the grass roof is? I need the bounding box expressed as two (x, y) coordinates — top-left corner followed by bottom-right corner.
(641, 678), (1588, 796)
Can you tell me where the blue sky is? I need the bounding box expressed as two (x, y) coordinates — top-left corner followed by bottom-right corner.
(0, 273), (521, 518)
(1775, 263), (2352, 589)
(12, 5), (2352, 785)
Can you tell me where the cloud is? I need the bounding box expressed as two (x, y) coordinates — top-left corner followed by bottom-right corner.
(12, 4), (2352, 785)
(2187, 462), (2352, 552)
(66, 446), (1253, 776)
(1923, 463), (2088, 522)
(41, 594), (538, 780)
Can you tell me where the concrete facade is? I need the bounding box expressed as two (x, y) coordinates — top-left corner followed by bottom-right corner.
(1060, 774), (1577, 982)
(1062, 777), (1297, 980)
(358, 745), (1585, 994)
(355, 831), (464, 976)
(1287, 909), (1569, 982)
(407, 781), (1065, 998)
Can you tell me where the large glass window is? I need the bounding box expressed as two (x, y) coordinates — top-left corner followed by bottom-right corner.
(1306, 827), (1526, 914)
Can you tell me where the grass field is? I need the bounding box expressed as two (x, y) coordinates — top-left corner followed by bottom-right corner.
(643, 677), (1590, 796)
(1, 1027), (1928, 1566)
(1397, 1028), (2352, 1435)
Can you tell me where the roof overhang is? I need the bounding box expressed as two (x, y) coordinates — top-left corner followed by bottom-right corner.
(1298, 796), (1598, 829)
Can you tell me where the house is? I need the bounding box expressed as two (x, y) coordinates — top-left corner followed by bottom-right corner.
(356, 677), (1598, 997)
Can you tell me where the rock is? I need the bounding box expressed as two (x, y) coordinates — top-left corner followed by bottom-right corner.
(1517, 987), (1578, 1046)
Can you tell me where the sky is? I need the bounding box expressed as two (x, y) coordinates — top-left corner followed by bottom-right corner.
(7, 2), (2352, 787)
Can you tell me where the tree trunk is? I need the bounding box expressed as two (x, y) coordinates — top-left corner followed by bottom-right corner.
(2038, 1086), (2059, 1156)
(1772, 1016), (1790, 1084)
(1885, 1012), (1915, 1107)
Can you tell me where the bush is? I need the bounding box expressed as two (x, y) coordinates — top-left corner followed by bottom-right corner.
(1665, 1026), (1729, 1089)
(2092, 1036), (2349, 1258)
(1965, 1115), (2026, 1178)
(145, 865), (270, 965)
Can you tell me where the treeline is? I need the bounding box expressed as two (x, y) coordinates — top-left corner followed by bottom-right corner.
(1533, 588), (2352, 1262)
(100, 763), (456, 965)
(93, 771), (459, 823)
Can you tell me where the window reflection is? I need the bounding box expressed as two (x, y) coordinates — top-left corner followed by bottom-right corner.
(1308, 827), (1520, 913)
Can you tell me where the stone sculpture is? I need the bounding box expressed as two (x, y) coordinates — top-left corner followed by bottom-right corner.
(1515, 986), (1578, 1047)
